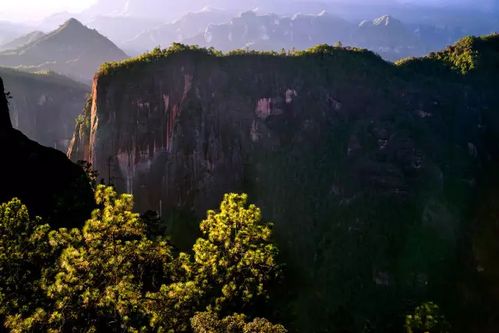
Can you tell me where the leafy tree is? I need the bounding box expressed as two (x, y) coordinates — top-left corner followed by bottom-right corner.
(8, 186), (176, 332)
(0, 199), (52, 328)
(405, 302), (450, 333)
(189, 193), (281, 313)
(191, 311), (287, 333)
(2, 189), (283, 332)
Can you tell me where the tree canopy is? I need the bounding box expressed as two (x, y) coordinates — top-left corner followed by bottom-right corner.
(0, 186), (284, 332)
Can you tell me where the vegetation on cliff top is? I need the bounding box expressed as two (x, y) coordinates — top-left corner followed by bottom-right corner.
(97, 42), (383, 78)
(98, 34), (498, 80)
(396, 33), (499, 76)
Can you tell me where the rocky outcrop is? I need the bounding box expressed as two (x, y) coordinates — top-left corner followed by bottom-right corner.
(0, 76), (94, 228)
(69, 37), (499, 332)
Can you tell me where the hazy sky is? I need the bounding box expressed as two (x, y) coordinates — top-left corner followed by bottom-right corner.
(0, 0), (495, 22)
(0, 0), (97, 21)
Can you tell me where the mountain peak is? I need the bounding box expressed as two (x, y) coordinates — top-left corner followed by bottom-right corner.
(359, 15), (402, 28)
(60, 18), (85, 30)
(374, 15), (392, 25)
(0, 17), (127, 82)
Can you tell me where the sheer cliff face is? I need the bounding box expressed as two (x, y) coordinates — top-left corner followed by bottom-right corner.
(71, 51), (421, 216)
(69, 43), (499, 331)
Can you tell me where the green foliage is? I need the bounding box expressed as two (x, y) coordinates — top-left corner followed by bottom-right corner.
(96, 42), (382, 80)
(191, 311), (287, 333)
(190, 193), (280, 313)
(0, 199), (52, 327)
(75, 94), (93, 130)
(8, 186), (175, 332)
(405, 302), (450, 333)
(0, 189), (282, 332)
(396, 33), (499, 77)
(432, 36), (478, 74)
(98, 43), (222, 77)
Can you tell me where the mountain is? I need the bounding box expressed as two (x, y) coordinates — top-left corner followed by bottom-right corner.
(35, 11), (75, 31)
(0, 31), (46, 51)
(81, 0), (349, 22)
(85, 15), (163, 52)
(0, 76), (94, 228)
(186, 10), (353, 52)
(0, 67), (89, 151)
(0, 18), (128, 83)
(353, 15), (422, 60)
(182, 11), (457, 60)
(69, 36), (499, 332)
(123, 8), (232, 54)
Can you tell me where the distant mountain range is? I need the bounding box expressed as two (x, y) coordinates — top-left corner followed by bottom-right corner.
(122, 8), (232, 55)
(0, 19), (127, 82)
(82, 8), (490, 61)
(180, 11), (451, 60)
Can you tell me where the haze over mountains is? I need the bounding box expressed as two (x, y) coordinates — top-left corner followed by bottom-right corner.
(0, 18), (127, 83)
(0, 0), (496, 60)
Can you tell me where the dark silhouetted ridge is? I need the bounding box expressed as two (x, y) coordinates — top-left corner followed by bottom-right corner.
(0, 76), (94, 228)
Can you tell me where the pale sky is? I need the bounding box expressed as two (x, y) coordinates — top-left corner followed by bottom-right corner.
(0, 0), (495, 23)
(0, 0), (97, 21)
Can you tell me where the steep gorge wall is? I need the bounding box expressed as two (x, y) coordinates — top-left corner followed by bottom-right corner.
(69, 46), (498, 332)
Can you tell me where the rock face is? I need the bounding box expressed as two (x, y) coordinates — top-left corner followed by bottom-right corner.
(0, 67), (89, 151)
(69, 36), (499, 332)
(0, 76), (94, 228)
